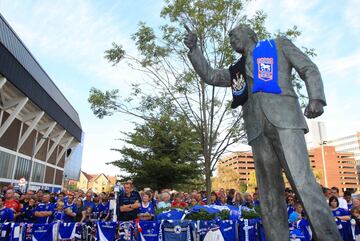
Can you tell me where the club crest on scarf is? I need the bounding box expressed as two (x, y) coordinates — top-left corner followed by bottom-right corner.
(232, 72), (246, 95)
(257, 57), (274, 81)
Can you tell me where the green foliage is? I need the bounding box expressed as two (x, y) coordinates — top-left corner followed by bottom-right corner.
(185, 209), (230, 220)
(88, 87), (119, 119)
(239, 182), (247, 193)
(104, 43), (126, 66)
(155, 207), (172, 216)
(242, 209), (261, 219)
(109, 112), (202, 190)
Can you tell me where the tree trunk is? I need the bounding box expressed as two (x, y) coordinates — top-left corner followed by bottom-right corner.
(205, 155), (212, 204)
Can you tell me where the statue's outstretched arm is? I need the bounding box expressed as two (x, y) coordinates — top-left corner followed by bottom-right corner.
(187, 47), (231, 87)
(184, 28), (231, 87)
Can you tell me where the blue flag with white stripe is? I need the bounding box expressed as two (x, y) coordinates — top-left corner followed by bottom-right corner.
(59, 222), (77, 240)
(96, 222), (117, 241)
(32, 223), (56, 241)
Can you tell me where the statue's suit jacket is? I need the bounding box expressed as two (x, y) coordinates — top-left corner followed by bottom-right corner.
(188, 37), (326, 143)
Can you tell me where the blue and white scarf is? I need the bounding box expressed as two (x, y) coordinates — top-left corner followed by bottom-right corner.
(252, 39), (281, 94)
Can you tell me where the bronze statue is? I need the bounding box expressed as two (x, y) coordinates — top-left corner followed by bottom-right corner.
(185, 24), (342, 241)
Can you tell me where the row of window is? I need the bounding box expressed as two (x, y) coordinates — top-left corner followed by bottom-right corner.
(0, 150), (45, 182)
(329, 134), (357, 143)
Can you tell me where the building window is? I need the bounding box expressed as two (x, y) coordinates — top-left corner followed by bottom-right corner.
(0, 150), (16, 179)
(31, 162), (45, 183)
(14, 157), (31, 180)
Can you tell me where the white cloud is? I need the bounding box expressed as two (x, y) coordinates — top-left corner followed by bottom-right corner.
(319, 51), (360, 77)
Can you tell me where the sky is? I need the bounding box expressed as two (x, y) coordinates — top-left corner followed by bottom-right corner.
(0, 0), (359, 175)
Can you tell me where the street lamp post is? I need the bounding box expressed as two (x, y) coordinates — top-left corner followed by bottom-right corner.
(112, 175), (121, 221)
(320, 140), (328, 187)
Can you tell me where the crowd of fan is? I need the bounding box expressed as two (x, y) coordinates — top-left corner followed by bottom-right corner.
(0, 185), (114, 224)
(1, 182), (360, 233)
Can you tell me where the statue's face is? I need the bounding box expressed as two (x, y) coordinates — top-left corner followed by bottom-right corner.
(229, 27), (252, 54)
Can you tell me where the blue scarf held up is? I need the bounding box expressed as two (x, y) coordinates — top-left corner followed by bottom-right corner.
(252, 39), (281, 94)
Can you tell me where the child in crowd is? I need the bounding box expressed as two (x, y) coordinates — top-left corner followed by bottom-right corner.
(53, 201), (65, 222)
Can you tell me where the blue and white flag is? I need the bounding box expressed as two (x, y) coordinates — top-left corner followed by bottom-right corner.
(156, 209), (186, 221)
(217, 220), (237, 241)
(239, 219), (257, 241)
(10, 223), (24, 241)
(32, 223), (56, 241)
(96, 222), (117, 241)
(59, 222), (77, 240)
(0, 222), (11, 241)
(161, 220), (191, 241)
(138, 221), (159, 241)
(290, 228), (306, 241)
(118, 221), (135, 241)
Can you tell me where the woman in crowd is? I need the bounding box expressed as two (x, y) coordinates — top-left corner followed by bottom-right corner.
(20, 197), (36, 223)
(75, 197), (84, 222)
(243, 193), (254, 209)
(138, 191), (155, 220)
(210, 191), (221, 205)
(92, 195), (101, 220)
(80, 206), (95, 224)
(227, 189), (235, 205)
(53, 201), (65, 222)
(99, 196), (110, 221)
(218, 194), (227, 206)
(329, 196), (352, 241)
(232, 192), (243, 207)
(157, 192), (171, 209)
(351, 206), (360, 241)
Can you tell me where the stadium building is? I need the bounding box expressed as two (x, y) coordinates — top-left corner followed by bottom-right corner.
(0, 14), (83, 192)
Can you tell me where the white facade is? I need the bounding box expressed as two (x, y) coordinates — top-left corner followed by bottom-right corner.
(328, 133), (360, 169)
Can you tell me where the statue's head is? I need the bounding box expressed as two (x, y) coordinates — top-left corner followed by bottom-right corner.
(229, 24), (258, 54)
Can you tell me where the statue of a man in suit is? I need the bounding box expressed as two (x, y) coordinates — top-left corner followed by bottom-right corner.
(185, 24), (342, 241)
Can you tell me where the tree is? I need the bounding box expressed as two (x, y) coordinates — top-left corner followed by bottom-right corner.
(109, 112), (202, 190)
(89, 0), (315, 201)
(212, 163), (242, 191)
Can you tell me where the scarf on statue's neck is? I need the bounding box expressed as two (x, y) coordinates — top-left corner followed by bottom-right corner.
(252, 39), (281, 94)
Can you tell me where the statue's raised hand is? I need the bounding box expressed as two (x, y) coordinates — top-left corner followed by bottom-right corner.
(304, 99), (324, 118)
(184, 25), (197, 51)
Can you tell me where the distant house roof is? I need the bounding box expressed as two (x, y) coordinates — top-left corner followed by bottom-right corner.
(107, 176), (116, 185)
(81, 171), (116, 185)
(81, 171), (96, 181)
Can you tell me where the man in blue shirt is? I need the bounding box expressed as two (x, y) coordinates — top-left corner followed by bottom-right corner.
(118, 181), (141, 221)
(34, 193), (55, 223)
(64, 193), (77, 223)
(0, 195), (14, 223)
(83, 192), (95, 210)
